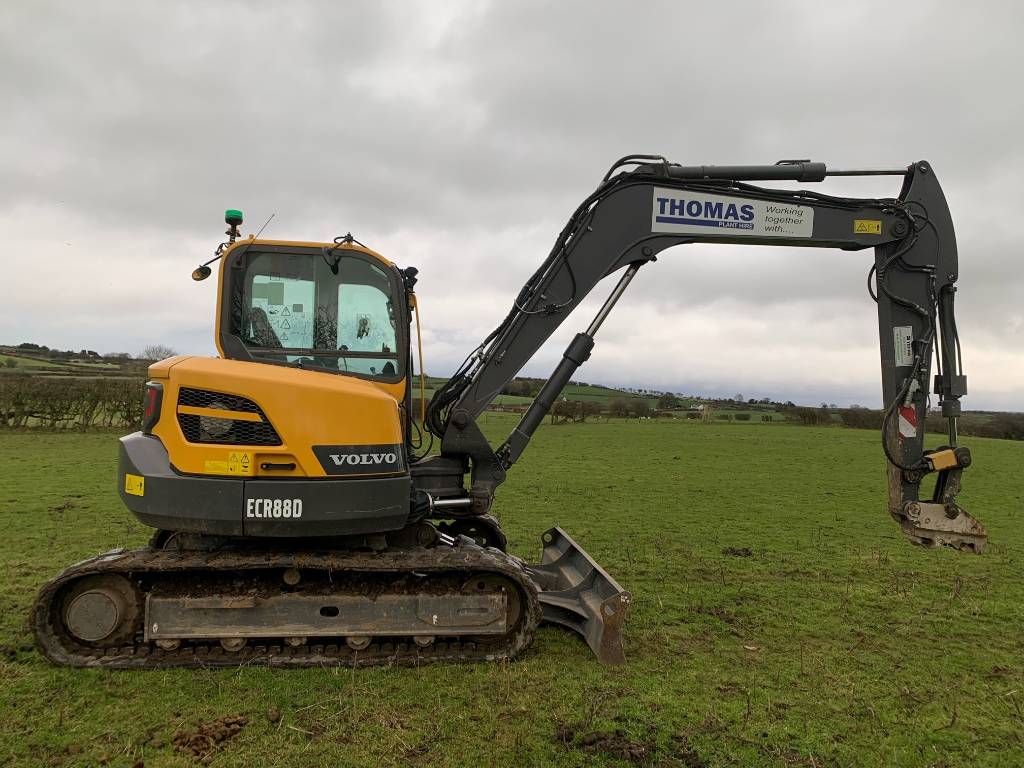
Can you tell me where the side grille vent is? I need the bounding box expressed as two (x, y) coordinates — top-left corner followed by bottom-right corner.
(176, 387), (282, 446)
(178, 387), (262, 413)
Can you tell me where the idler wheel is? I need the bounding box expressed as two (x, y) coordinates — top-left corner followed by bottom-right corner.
(346, 636), (371, 651)
(61, 575), (140, 646)
(220, 638), (247, 653)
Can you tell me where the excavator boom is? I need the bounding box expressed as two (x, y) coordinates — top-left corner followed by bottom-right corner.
(428, 157), (984, 553)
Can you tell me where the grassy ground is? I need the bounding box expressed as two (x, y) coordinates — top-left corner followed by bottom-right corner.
(1, 417), (1022, 767)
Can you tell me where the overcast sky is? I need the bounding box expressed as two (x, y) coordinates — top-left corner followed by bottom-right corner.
(2, 1), (1021, 409)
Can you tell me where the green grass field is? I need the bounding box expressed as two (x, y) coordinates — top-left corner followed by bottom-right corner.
(0, 353), (123, 375)
(0, 353), (63, 369)
(421, 378), (665, 408)
(2, 416), (1022, 767)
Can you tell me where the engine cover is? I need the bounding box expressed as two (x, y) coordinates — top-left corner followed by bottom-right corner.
(119, 355), (412, 537)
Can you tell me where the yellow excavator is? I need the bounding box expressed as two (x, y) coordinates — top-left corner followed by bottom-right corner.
(33, 156), (985, 668)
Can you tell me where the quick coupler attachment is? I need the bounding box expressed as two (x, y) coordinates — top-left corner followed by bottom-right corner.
(898, 503), (987, 554)
(897, 446), (986, 553)
(527, 527), (631, 664)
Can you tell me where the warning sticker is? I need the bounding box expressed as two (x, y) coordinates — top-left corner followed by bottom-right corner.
(227, 451), (254, 476)
(204, 460), (229, 474)
(854, 219), (882, 235)
(898, 405), (918, 440)
(652, 188), (813, 238)
(124, 473), (145, 496)
(893, 326), (914, 367)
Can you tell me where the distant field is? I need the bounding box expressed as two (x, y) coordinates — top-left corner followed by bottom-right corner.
(0, 353), (62, 369)
(2, 417), (1022, 767)
(422, 377), (664, 408)
(558, 383), (662, 407)
(0, 353), (123, 374)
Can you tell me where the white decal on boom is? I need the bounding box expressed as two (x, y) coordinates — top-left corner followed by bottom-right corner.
(651, 188), (814, 238)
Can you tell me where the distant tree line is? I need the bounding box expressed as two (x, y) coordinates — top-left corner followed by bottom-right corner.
(550, 400), (604, 423)
(657, 393), (680, 409)
(3, 342), (176, 362)
(543, 399), (1023, 441)
(822, 406), (1022, 441)
(502, 379), (538, 398)
(4, 362), (1020, 442)
(8, 343), (104, 360)
(979, 413), (1024, 440)
(140, 344), (177, 361)
(0, 376), (145, 428)
(608, 397), (651, 418)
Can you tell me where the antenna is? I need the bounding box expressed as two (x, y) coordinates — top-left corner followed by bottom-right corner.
(192, 212), (275, 281)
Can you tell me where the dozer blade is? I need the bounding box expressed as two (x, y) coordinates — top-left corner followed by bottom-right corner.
(526, 527), (631, 664)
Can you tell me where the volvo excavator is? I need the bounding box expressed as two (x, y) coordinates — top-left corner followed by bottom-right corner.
(33, 156), (987, 669)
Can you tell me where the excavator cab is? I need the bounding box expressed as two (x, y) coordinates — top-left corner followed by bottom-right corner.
(115, 235), (417, 540)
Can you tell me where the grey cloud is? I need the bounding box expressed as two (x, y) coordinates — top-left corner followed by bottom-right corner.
(1, 0), (1021, 409)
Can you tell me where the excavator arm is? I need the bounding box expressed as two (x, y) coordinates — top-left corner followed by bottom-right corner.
(427, 157), (985, 553)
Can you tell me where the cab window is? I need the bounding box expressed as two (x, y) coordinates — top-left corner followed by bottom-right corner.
(233, 249), (401, 379)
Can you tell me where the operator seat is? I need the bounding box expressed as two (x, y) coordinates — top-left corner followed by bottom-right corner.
(249, 307), (282, 348)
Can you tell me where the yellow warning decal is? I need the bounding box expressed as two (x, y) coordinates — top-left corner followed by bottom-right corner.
(854, 219), (882, 235)
(204, 460), (229, 474)
(124, 473), (145, 496)
(227, 451), (254, 476)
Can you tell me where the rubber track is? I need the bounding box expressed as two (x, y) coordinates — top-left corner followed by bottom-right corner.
(32, 544), (542, 669)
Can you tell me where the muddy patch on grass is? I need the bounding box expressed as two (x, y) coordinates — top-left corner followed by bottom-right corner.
(554, 722), (705, 767)
(722, 546), (753, 557)
(172, 715), (247, 762)
(0, 640), (36, 662)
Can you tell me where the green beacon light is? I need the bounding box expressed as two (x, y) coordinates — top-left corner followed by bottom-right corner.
(225, 209), (244, 245)
(191, 208), (246, 281)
